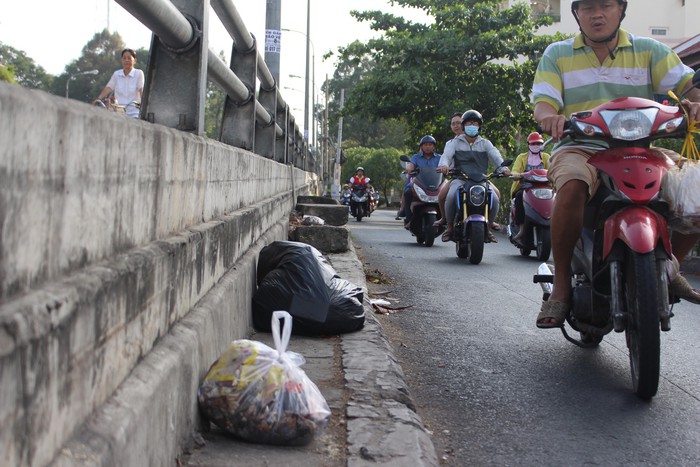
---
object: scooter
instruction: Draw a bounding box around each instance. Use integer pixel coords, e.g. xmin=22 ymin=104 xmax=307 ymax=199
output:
xmin=508 ymin=167 xmax=554 ymax=261
xmin=450 ymin=160 xmax=511 ymax=264
xmin=399 ymin=155 xmax=447 ymax=247
xmin=349 ymin=184 xmax=371 ymax=222
xmin=534 ymin=70 xmax=700 ymax=399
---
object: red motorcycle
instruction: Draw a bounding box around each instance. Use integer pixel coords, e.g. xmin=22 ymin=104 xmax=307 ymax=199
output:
xmin=508 ymin=167 xmax=554 ymax=261
xmin=535 ymin=71 xmax=700 ymax=400
xmin=399 ymin=155 xmax=447 ymax=246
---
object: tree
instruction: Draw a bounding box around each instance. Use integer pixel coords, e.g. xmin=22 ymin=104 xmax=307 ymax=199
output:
xmin=329 ymin=0 xmax=567 ymax=153
xmin=0 ymin=42 xmax=53 ymax=90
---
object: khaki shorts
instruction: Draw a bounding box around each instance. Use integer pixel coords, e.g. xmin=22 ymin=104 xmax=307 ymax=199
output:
xmin=547 ymin=147 xmax=599 ymax=197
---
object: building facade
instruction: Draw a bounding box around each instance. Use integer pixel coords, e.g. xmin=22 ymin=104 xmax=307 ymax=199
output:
xmin=513 ymin=0 xmax=699 ymax=48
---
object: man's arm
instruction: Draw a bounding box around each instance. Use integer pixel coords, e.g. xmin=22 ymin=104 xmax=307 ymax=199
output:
xmin=534 ymin=101 xmax=567 ymax=142
xmin=680 ymin=81 xmax=700 ymax=124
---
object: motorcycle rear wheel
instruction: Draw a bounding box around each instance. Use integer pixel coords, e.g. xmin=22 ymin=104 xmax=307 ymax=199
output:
xmin=624 ymin=252 xmax=660 ymax=400
xmin=468 ymin=222 xmax=485 ymax=265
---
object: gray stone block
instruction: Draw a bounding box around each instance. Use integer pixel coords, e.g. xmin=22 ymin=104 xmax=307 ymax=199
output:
xmin=296 ymin=203 xmax=349 ymax=226
xmin=290 ymin=225 xmax=350 ymax=253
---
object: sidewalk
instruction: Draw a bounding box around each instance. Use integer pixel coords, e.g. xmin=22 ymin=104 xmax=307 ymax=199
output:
xmin=180 ymin=244 xmax=438 ymax=466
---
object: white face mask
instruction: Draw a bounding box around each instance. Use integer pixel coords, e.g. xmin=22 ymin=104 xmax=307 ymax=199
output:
xmin=529 ymin=144 xmax=543 ymax=154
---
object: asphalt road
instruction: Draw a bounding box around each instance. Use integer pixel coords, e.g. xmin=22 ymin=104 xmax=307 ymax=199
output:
xmin=349 ymin=208 xmax=700 ymax=467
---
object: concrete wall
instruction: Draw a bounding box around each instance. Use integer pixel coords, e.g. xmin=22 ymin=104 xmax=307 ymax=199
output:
xmin=0 ymin=83 xmax=317 ymax=467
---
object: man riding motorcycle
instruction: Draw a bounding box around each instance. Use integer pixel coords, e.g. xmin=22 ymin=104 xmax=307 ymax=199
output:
xmin=402 ymin=135 xmax=441 ymax=228
xmin=437 ymin=110 xmax=510 ymax=243
xmin=532 ymin=0 xmax=700 ymax=328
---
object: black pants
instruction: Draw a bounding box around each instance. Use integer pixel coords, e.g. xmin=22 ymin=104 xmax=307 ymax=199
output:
xmin=514 ymin=189 xmax=525 ymax=225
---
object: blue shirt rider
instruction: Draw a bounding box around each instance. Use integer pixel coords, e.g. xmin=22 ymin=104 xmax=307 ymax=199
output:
xmin=403 ymin=135 xmax=441 ymax=226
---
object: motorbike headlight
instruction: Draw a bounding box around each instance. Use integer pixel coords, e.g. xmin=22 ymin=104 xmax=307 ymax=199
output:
xmin=413 ymin=185 xmax=438 ymax=203
xmin=469 ymin=185 xmax=486 ymax=206
xmin=601 ymin=108 xmax=658 ymax=141
xmin=531 ymin=188 xmax=554 ymax=200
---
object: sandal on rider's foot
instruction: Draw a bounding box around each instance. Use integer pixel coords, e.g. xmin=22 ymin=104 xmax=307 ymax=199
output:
xmin=487 ymin=231 xmax=498 ymax=243
xmin=669 ymin=274 xmax=700 ymax=305
xmin=490 ymin=222 xmax=501 ymax=231
xmin=441 ymin=230 xmax=453 ymax=242
xmin=433 ymin=218 xmax=446 ymax=228
xmin=536 ymin=300 xmax=569 ymax=329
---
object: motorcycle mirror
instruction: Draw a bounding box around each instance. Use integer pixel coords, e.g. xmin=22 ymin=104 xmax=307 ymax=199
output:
xmin=400 ymin=155 xmax=411 ymax=163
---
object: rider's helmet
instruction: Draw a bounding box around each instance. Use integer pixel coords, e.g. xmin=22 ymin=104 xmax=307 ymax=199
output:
xmin=527 ymin=132 xmax=544 ymax=144
xmin=461 ymin=109 xmax=483 ymax=127
xmin=419 ymin=135 xmax=437 ymax=146
xmin=355 ymin=166 xmax=365 ymax=174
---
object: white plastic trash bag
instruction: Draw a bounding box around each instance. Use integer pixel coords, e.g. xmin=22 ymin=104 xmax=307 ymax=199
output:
xmin=663 ymin=161 xmax=700 ymax=234
xmin=197 ymin=311 xmax=331 ymax=445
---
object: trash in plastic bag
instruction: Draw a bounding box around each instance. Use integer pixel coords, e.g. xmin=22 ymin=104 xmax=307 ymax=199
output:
xmin=197 ymin=311 xmax=331 ymax=445
xmin=301 ymin=215 xmax=325 ymax=226
xmin=662 ymin=161 xmax=700 ymax=234
xmin=253 ymin=241 xmax=365 ymax=336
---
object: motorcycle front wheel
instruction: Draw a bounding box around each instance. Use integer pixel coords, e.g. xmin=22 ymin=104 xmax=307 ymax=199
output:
xmin=535 ymin=226 xmax=551 ymax=261
xmin=468 ymin=222 xmax=485 ymax=265
xmin=423 ymin=213 xmax=437 ymax=247
xmin=623 ymin=252 xmax=660 ymax=400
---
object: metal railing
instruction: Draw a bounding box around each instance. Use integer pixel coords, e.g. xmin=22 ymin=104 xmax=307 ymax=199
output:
xmin=115 ymin=0 xmax=311 ymax=170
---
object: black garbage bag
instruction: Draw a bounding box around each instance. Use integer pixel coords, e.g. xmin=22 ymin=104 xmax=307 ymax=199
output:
xmin=253 ymin=241 xmax=365 ymax=335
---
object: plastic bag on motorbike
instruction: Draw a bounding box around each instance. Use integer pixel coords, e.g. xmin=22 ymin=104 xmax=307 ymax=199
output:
xmin=253 ymin=241 xmax=365 ymax=336
xmin=197 ymin=311 xmax=331 ymax=445
xmin=663 ymin=161 xmax=700 ymax=234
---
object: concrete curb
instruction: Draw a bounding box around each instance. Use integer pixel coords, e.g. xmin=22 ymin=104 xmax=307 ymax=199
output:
xmin=329 ymin=246 xmax=438 ymax=466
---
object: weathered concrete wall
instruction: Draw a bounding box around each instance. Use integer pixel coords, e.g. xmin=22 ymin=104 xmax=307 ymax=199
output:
xmin=0 ymin=83 xmax=317 ymax=466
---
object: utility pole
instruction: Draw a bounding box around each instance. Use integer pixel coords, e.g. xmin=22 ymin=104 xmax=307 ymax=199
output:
xmin=303 ymin=0 xmax=311 ymax=143
xmin=264 ymin=0 xmax=282 ymax=85
xmin=332 ymin=89 xmax=344 ymax=199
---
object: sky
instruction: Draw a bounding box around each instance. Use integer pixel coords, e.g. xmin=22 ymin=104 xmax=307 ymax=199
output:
xmin=0 ymin=0 xmax=430 ymax=123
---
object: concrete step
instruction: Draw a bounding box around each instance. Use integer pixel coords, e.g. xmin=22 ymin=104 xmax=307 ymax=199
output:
xmin=289 ymin=225 xmax=350 ymax=253
xmin=297 ymin=195 xmax=339 ymax=205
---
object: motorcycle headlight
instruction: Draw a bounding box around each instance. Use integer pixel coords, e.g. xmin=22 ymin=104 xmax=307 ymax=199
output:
xmin=413 ymin=185 xmax=438 ymax=203
xmin=600 ymin=108 xmax=658 ymax=141
xmin=469 ymin=185 xmax=486 ymax=206
xmin=531 ymin=188 xmax=554 ymax=200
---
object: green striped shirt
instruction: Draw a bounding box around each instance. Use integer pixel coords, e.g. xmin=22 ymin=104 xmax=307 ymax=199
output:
xmin=533 ymin=29 xmax=694 ymax=150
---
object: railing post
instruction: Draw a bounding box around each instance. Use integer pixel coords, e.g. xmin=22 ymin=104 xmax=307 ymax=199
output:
xmin=275 ymin=106 xmax=288 ymax=164
xmin=218 ymin=34 xmax=258 ymax=150
xmin=141 ymin=0 xmax=209 ymax=135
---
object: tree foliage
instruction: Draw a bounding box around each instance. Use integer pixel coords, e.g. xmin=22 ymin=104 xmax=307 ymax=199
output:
xmin=329 ymin=0 xmax=568 ymax=154
xmin=0 ymin=42 xmax=53 ymax=90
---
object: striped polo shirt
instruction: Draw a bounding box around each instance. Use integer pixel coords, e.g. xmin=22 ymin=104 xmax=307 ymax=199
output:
xmin=533 ymin=29 xmax=694 ymax=150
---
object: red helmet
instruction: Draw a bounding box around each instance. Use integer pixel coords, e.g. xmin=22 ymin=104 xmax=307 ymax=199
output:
xmin=527 ymin=132 xmax=544 ymax=144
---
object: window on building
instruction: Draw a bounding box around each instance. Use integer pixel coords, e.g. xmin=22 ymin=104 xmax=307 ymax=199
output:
xmin=651 ymin=28 xmax=668 ymax=36
xmin=531 ymin=0 xmax=561 ymax=23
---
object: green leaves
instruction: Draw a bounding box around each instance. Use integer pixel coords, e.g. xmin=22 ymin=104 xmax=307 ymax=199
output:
xmin=328 ymin=0 xmax=563 ymax=153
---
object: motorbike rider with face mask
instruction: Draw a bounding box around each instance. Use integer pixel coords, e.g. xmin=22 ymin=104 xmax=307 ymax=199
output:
xmin=510 ymin=132 xmax=551 ymax=243
xmin=533 ymin=0 xmax=700 ymax=328
xmin=437 ymin=110 xmax=510 ymax=242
